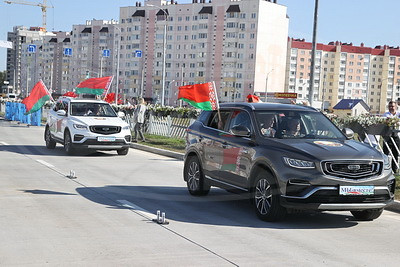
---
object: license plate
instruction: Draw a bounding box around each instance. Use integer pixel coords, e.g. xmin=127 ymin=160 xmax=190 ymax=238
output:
xmin=97 ymin=136 xmax=116 ymax=142
xmin=339 ymin=186 xmax=374 ymax=196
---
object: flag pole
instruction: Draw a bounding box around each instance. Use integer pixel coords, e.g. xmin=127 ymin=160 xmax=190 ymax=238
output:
xmin=103 ymin=76 xmax=114 ymax=101
xmin=211 ymin=81 xmax=222 ymax=124
xmin=40 ymin=79 xmax=55 ymax=102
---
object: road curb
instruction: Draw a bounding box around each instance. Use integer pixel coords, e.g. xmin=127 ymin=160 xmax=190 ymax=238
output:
xmin=130 ymin=143 xmax=184 ymax=160
xmin=385 ymin=200 xmax=400 ymax=213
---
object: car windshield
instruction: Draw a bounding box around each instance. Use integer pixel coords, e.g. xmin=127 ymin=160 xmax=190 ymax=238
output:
xmin=255 ymin=110 xmax=345 ymax=140
xmin=70 ymin=102 xmax=117 ymax=117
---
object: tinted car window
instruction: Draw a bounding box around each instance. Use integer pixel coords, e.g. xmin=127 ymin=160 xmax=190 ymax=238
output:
xmin=228 ymin=110 xmax=252 ymax=133
xmin=70 ymin=103 xmax=117 ymax=117
xmin=208 ymin=110 xmax=230 ymax=131
xmin=255 ymin=111 xmax=345 ymax=139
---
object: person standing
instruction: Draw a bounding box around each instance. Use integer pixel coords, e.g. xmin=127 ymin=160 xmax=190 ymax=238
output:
xmin=133 ymin=98 xmax=147 ymax=142
xmin=383 ymin=100 xmax=400 ymax=172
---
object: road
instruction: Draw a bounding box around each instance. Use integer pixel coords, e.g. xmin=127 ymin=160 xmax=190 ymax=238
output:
xmin=1 ymin=119 xmax=399 ymax=266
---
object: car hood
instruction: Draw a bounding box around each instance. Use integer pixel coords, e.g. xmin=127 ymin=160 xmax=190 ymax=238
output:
xmin=269 ymin=139 xmax=383 ymax=161
xmin=69 ymin=116 xmax=129 ymax=127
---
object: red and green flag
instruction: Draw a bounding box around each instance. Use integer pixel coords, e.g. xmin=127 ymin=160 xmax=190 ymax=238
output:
xmin=221 ymin=147 xmax=242 ymax=172
xmin=178 ymin=82 xmax=219 ymax=110
xmin=74 ymin=76 xmax=113 ymax=95
xmin=22 ymin=80 xmax=51 ymax=115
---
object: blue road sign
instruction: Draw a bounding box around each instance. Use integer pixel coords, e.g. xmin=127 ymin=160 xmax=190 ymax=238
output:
xmin=28 ymin=44 xmax=36 ymax=53
xmin=103 ymin=49 xmax=110 ymax=57
xmin=135 ymin=50 xmax=142 ymax=58
xmin=64 ymin=48 xmax=73 ymax=56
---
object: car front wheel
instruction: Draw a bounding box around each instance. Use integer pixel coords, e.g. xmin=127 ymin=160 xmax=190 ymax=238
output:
xmin=64 ymin=131 xmax=75 ymax=155
xmin=117 ymin=148 xmax=129 ymax=155
xmin=350 ymin=209 xmax=383 ymax=221
xmin=45 ymin=126 xmax=56 ymax=149
xmin=184 ymin=156 xmax=210 ymax=196
xmin=253 ymin=171 xmax=286 ymax=222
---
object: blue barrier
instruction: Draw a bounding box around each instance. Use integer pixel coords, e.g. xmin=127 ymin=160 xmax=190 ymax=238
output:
xmin=4 ymin=102 xmax=42 ymax=126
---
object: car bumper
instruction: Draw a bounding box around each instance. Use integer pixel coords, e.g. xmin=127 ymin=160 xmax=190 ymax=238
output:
xmin=280 ymin=184 xmax=395 ymax=211
xmin=72 ymin=138 xmax=131 ymax=150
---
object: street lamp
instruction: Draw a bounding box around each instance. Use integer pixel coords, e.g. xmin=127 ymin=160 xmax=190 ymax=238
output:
xmin=264 ymin=69 xmax=274 ymax=102
xmin=168 ymin=79 xmax=175 ymax=106
xmin=85 ymin=70 xmax=100 ymax=78
xmin=308 ymin=0 xmax=319 ymax=107
xmin=114 ymin=26 xmax=121 ymax=105
xmin=147 ymin=4 xmax=168 ymax=106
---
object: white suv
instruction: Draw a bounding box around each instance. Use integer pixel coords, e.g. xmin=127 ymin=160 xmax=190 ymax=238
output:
xmin=44 ymin=97 xmax=131 ymax=155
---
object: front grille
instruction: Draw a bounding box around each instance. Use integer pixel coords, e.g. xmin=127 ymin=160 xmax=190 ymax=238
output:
xmin=322 ymin=160 xmax=382 ymax=179
xmin=89 ymin=125 xmax=121 ymax=135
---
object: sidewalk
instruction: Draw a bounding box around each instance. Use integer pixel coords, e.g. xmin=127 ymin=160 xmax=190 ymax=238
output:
xmin=130 ymin=143 xmax=400 ymax=214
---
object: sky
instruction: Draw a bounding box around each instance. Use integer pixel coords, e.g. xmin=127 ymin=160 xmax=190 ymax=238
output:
xmin=1 ymin=0 xmax=400 ymax=71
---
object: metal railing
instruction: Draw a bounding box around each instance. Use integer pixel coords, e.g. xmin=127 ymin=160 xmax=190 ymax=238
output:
xmin=125 ymin=114 xmax=194 ymax=139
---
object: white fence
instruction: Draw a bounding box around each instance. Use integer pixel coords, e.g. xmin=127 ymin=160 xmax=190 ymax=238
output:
xmin=125 ymin=114 xmax=195 ymax=139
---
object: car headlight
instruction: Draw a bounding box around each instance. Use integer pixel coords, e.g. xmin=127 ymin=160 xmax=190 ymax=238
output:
xmin=283 ymin=157 xmax=315 ymax=169
xmin=383 ymin=154 xmax=391 ymax=170
xmin=122 ymin=125 xmax=130 ymax=130
xmin=73 ymin=124 xmax=88 ymax=130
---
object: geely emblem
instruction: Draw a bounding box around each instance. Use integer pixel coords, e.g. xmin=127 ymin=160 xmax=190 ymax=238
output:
xmin=348 ymin=165 xmax=361 ymax=171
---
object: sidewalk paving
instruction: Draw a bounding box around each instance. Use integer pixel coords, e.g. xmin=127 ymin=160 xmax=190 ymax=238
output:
xmin=130 ymin=143 xmax=400 ymax=214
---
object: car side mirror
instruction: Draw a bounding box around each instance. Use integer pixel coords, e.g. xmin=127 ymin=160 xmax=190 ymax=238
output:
xmin=56 ymin=110 xmax=66 ymax=116
xmin=230 ymin=125 xmax=251 ymax=137
xmin=118 ymin=111 xmax=125 ymax=118
xmin=342 ymin=128 xmax=354 ymax=139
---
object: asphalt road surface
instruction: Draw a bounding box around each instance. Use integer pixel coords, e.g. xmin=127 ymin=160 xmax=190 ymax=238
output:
xmin=1 ymin=119 xmax=400 ymax=266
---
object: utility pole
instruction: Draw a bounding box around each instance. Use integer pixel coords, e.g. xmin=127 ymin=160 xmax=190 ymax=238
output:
xmin=308 ymin=0 xmax=319 ymax=107
xmin=115 ymin=27 xmax=121 ymax=105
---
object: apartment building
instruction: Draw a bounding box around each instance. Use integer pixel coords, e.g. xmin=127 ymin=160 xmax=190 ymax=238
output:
xmin=119 ymin=0 xmax=288 ymax=104
xmin=69 ymin=19 xmax=119 ymax=93
xmin=20 ymin=31 xmax=72 ymax=95
xmin=285 ymin=38 xmax=400 ymax=114
xmin=6 ymin=26 xmax=54 ymax=96
xmin=6 ymin=0 xmax=289 ymax=104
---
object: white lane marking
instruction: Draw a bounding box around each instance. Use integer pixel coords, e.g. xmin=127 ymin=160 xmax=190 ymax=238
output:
xmin=36 ymin=159 xmax=55 ymax=169
xmin=0 ymin=141 xmax=9 ymax=145
xmin=117 ymin=200 xmax=155 ymax=219
xmin=35 ymin=159 xmax=66 ymax=177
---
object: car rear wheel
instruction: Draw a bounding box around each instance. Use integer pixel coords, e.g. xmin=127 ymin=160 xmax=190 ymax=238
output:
xmin=350 ymin=208 xmax=383 ymax=221
xmin=45 ymin=126 xmax=56 ymax=149
xmin=64 ymin=131 xmax=75 ymax=155
xmin=253 ymin=171 xmax=286 ymax=222
xmin=117 ymin=148 xmax=129 ymax=155
xmin=185 ymin=156 xmax=210 ymax=196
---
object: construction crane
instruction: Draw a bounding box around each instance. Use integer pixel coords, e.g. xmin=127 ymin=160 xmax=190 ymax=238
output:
xmin=4 ymin=0 xmax=54 ymax=31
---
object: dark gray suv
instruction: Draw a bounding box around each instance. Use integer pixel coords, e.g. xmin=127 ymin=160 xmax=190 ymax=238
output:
xmin=183 ymin=103 xmax=395 ymax=221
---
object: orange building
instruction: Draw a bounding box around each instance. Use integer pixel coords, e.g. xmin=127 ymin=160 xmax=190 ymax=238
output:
xmin=285 ymin=38 xmax=400 ymax=114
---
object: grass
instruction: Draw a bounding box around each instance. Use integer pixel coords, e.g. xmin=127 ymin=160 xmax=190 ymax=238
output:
xmin=135 ymin=133 xmax=186 ymax=153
